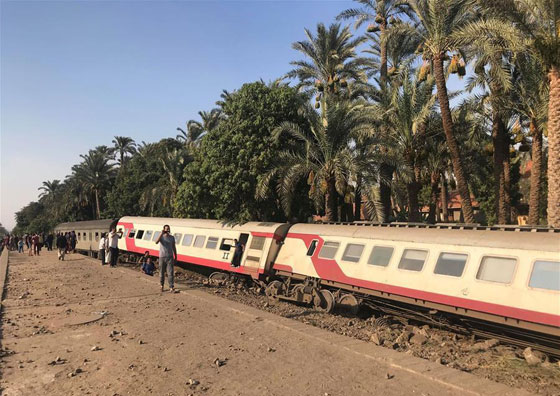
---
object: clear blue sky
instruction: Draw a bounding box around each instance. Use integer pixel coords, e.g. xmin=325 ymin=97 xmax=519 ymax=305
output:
xmin=1 ymin=0 xmax=466 ymax=231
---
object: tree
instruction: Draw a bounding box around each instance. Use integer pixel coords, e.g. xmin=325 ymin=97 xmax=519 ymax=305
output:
xmin=110 ymin=136 xmax=137 ymax=169
xmin=510 ymin=56 xmax=549 ymax=225
xmin=483 ymin=0 xmax=560 ymax=225
xmin=258 ymin=99 xmax=375 ymax=221
xmin=106 ymin=138 xmax=184 ymax=218
xmin=395 ymin=0 xmax=478 ymax=223
xmin=383 ymin=71 xmax=436 ymax=221
xmin=175 ymin=82 xmax=311 ymax=223
xmin=177 ymin=108 xmax=224 ymax=147
xmin=72 ymin=147 xmax=116 ymax=219
xmin=286 ymin=22 xmax=367 ymax=106
xmin=338 ymin=1 xmax=415 ymax=218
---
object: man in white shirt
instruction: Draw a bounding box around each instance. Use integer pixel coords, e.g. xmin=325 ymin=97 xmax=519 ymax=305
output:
xmin=98 ymin=233 xmax=106 ymax=265
xmin=108 ymin=227 xmax=123 ymax=267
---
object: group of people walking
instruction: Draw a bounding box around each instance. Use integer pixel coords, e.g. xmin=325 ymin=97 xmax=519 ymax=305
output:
xmin=1 ymin=232 xmax=78 ymax=259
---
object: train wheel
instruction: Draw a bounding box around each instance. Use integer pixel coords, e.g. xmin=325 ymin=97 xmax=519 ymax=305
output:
xmin=209 ymin=272 xmax=229 ymax=286
xmin=265 ymin=280 xmax=284 ymax=305
xmin=338 ymin=294 xmax=360 ymax=316
xmin=313 ymin=289 xmax=335 ymax=313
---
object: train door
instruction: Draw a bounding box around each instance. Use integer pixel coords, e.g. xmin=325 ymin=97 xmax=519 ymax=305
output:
xmin=241 ymin=234 xmax=266 ymax=275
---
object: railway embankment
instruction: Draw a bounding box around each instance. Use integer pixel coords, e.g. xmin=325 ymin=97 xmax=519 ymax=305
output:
xmin=0 ymin=250 xmax=551 ymax=395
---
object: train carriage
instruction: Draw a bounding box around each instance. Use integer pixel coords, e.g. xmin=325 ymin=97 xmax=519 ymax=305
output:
xmin=55 ymin=219 xmax=114 ymax=253
xmin=272 ymin=224 xmax=560 ymax=340
xmin=116 ymin=216 xmax=290 ymax=279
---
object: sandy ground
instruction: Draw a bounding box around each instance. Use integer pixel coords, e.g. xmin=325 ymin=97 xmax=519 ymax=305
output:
xmin=0 ymin=250 xmax=534 ymax=396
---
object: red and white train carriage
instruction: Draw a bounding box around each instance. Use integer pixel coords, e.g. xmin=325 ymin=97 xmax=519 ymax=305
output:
xmin=116 ymin=216 xmax=290 ymax=280
xmin=56 ymin=216 xmax=560 ymax=355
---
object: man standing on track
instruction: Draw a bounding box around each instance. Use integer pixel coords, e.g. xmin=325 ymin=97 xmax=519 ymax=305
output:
xmin=108 ymin=226 xmax=123 ymax=267
xmin=155 ymin=224 xmax=177 ymax=292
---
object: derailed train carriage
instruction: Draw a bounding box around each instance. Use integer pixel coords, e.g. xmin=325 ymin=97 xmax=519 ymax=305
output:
xmin=56 ymin=216 xmax=560 ymax=356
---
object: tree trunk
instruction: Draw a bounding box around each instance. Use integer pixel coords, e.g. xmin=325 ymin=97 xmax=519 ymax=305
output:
xmin=380 ymin=20 xmax=388 ymax=86
xmin=547 ymin=67 xmax=560 ymax=227
xmin=492 ymin=113 xmax=511 ymax=224
xmin=377 ymin=20 xmax=392 ymax=223
xmin=528 ymin=118 xmax=543 ymax=225
xmin=406 ymin=157 xmax=421 ymax=222
xmin=354 ymin=179 xmax=362 ymax=221
xmin=325 ymin=177 xmax=338 ymax=222
xmin=427 ymin=171 xmax=440 ymax=224
xmin=441 ymin=173 xmax=449 ymax=222
xmin=406 ymin=182 xmax=421 ymax=222
xmin=433 ymin=54 xmax=475 ymax=223
xmin=95 ymin=189 xmax=101 ymax=220
xmin=379 ymin=164 xmax=393 ymax=222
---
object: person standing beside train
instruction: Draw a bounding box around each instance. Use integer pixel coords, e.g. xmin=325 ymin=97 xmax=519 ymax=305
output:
xmin=98 ymin=233 xmax=106 ymax=265
xmin=155 ymin=224 xmax=177 ymax=292
xmin=108 ymin=227 xmax=123 ymax=267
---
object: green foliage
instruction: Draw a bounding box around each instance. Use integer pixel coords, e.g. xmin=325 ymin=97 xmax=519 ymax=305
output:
xmin=106 ymin=138 xmax=185 ymax=218
xmin=174 ymin=81 xmax=312 ymax=223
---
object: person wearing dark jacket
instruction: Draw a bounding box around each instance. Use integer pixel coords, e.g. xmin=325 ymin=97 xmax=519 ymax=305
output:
xmin=56 ymin=233 xmax=67 ymax=261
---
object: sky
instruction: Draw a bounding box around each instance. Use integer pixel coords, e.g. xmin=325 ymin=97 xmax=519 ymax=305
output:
xmin=1 ymin=0 xmax=467 ymax=231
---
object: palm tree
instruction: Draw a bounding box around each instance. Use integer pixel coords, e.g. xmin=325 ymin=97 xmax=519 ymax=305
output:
xmin=72 ymin=148 xmax=116 ymax=219
xmin=257 ymin=100 xmax=374 ymax=221
xmin=177 ymin=108 xmax=224 ymax=147
xmin=110 ymin=136 xmax=136 ymax=168
xmin=510 ymin=56 xmax=549 ymax=225
xmin=482 ymin=0 xmax=560 ymax=225
xmin=394 ymin=0 xmax=478 ymax=223
xmin=286 ymin=22 xmax=368 ymax=109
xmin=140 ymin=148 xmax=190 ymax=216
xmin=385 ymin=71 xmax=436 ymax=221
xmin=38 ymin=180 xmax=61 ymax=199
xmin=337 ymin=0 xmax=413 ymax=84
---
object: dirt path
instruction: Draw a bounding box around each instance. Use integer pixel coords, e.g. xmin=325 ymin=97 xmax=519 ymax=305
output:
xmin=0 ymin=251 xmax=531 ymax=396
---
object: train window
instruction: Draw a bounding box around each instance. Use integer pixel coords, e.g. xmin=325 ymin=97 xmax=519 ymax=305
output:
xmin=194 ymin=235 xmax=206 ymax=248
xmin=128 ymin=229 xmax=136 ymax=239
xmin=529 ymin=261 xmax=560 ymax=291
xmin=342 ymin=244 xmax=365 ymax=263
xmin=318 ymin=241 xmax=340 ymax=259
xmin=182 ymin=234 xmax=193 ymax=246
xmin=220 ymin=238 xmax=234 ymax=251
xmin=206 ymin=237 xmax=219 ymax=249
xmin=173 ymin=233 xmax=182 ymax=243
xmin=367 ymin=246 xmax=394 ymax=267
xmin=144 ymin=230 xmax=153 ymax=241
xmin=124 ymin=228 xmax=129 ymax=237
xmin=476 ymin=256 xmax=517 ymax=284
xmin=152 ymin=231 xmax=161 ymax=241
xmin=136 ymin=230 xmax=145 ymax=239
xmin=77 ymin=233 xmax=81 ymax=240
xmin=249 ymin=236 xmax=266 ymax=250
xmin=95 ymin=232 xmax=99 ymax=241
xmin=306 ymin=240 xmax=318 ymax=256
xmin=398 ymin=249 xmax=428 ymax=271
xmin=434 ymin=252 xmax=468 ymax=277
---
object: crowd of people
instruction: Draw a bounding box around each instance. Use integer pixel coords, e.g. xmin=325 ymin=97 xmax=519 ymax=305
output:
xmin=0 ymin=232 xmax=79 ymax=258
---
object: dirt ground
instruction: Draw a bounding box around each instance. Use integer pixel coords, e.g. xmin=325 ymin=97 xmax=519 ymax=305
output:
xmin=0 ymin=250 xmax=555 ymax=395
xmin=175 ymin=270 xmax=560 ymax=395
